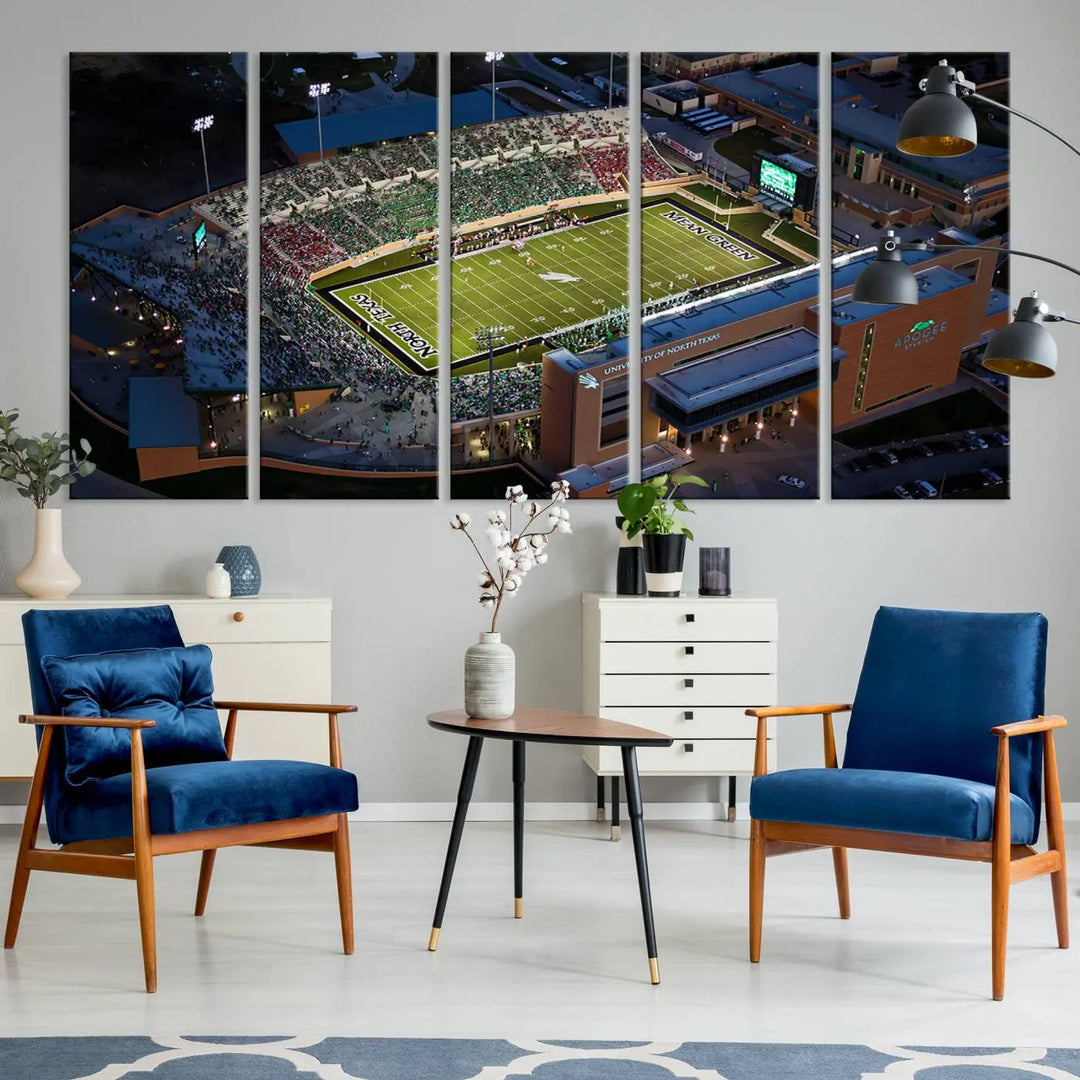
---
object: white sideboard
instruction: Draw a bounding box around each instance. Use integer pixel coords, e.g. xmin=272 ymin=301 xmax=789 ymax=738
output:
xmin=0 ymin=595 xmax=333 ymax=780
xmin=582 ymin=593 xmax=778 ymax=825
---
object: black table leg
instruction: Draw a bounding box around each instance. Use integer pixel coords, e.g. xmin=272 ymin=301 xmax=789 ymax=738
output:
xmin=621 ymin=745 xmax=660 ymax=984
xmin=513 ymin=739 xmax=525 ymax=919
xmin=610 ymin=775 xmax=621 ymax=841
xmin=429 ymin=735 xmax=484 ymax=950
xmin=596 ymin=774 xmax=606 ymax=822
xmin=727 ymin=775 xmax=738 ymax=823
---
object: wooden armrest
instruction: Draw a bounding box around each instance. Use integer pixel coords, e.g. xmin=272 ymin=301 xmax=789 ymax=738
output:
xmin=991 ymin=715 xmax=1067 ymax=738
xmin=214 ymin=701 xmax=357 ymax=715
xmin=19 ymin=713 xmax=156 ymax=729
xmin=745 ymin=703 xmax=852 ymax=718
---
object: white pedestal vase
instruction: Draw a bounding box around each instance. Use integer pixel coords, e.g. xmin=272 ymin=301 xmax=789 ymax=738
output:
xmin=15 ymin=508 xmax=82 ymax=600
xmin=464 ymin=631 xmax=515 ymax=719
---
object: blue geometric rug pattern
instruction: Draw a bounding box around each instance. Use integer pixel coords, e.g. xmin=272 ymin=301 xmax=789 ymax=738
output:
xmin=2 ymin=1037 xmax=1079 ymax=1080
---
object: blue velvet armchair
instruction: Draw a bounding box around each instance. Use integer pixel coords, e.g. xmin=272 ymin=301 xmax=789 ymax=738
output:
xmin=4 ymin=605 xmax=360 ymax=992
xmin=747 ymin=606 xmax=1068 ymax=1000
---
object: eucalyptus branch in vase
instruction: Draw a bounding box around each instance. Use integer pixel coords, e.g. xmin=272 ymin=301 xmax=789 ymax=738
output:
xmin=450 ymin=480 xmax=572 ymax=634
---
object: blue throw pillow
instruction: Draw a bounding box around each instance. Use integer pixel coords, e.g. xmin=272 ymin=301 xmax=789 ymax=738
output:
xmin=41 ymin=644 xmax=228 ymax=786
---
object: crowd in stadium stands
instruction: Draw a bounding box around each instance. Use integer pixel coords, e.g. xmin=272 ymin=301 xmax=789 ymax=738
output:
xmin=262 ymin=221 xmax=345 ymax=277
xmin=450 ymin=366 xmax=541 ymax=424
xmin=71 ymin=231 xmax=248 ymax=389
xmin=195 ymin=184 xmax=249 ymax=233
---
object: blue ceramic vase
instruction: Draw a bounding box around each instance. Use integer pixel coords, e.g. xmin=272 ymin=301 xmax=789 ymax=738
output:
xmin=216 ymin=545 xmax=261 ymax=597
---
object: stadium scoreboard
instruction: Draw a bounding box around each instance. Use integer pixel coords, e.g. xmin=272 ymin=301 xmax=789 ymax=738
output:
xmin=193 ymin=221 xmax=207 ymax=254
xmin=751 ymin=151 xmax=817 ymax=212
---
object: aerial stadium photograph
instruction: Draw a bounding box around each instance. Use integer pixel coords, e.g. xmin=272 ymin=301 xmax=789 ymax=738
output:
xmin=447 ymin=51 xmax=631 ymax=498
xmin=258 ymin=52 xmax=438 ymax=499
xmin=68 ymin=52 xmax=248 ymax=498
xmin=830 ymin=52 xmax=1011 ymax=500
xmin=631 ymin=51 xmax=822 ymax=501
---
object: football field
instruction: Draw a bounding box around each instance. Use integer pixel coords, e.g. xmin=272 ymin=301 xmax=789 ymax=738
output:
xmin=313 ymin=198 xmax=783 ymax=375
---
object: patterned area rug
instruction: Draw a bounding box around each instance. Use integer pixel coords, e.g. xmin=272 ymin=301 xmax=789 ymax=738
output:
xmin=3 ymin=1038 xmax=1080 ymax=1079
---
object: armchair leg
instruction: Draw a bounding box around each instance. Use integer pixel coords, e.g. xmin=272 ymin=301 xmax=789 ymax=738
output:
xmin=749 ymin=819 xmax=765 ymax=962
xmin=991 ymin=846 xmax=1009 ymax=1001
xmin=333 ymin=813 xmax=354 ymax=955
xmin=1044 ymin=731 xmax=1070 ymax=950
xmin=131 ymin=731 xmax=157 ymax=993
xmin=194 ymin=850 xmax=216 ymax=917
xmin=5 ymin=727 xmax=52 ymax=950
xmin=832 ymin=848 xmax=851 ymax=919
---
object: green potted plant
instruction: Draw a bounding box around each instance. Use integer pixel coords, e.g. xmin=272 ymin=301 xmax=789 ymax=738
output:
xmin=617 ymin=471 xmax=707 ymax=596
xmin=0 ymin=409 xmax=96 ymax=599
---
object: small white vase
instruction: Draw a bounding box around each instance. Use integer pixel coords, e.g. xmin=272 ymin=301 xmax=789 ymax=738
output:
xmin=205 ymin=562 xmax=232 ymax=599
xmin=15 ymin=508 xmax=82 ymax=600
xmin=464 ymin=631 xmax=515 ymax=719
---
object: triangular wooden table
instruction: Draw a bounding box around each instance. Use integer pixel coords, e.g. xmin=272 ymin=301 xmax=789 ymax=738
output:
xmin=426 ymin=706 xmax=673 ymax=984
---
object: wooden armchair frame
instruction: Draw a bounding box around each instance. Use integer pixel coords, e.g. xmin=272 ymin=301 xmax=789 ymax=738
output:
xmin=747 ymin=703 xmax=1069 ymax=1000
xmin=4 ymin=700 xmax=357 ymax=993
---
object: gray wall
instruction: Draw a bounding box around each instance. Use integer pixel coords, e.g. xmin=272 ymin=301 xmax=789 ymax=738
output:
xmin=2 ymin=0 xmax=1078 ymax=807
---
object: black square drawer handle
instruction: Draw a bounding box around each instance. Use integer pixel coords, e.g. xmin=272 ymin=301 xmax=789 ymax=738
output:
xmin=684 ymin=678 xmax=694 ymax=688
xmin=684 ymin=645 xmax=695 ymax=656
xmin=685 ymin=613 xmax=695 ymax=623
xmin=684 ymin=710 xmax=694 ymax=721
xmin=684 ymin=743 xmax=694 ymax=752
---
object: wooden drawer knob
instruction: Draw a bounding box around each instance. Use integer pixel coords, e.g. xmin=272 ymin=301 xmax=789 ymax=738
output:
xmin=233 ymin=611 xmax=245 ymax=623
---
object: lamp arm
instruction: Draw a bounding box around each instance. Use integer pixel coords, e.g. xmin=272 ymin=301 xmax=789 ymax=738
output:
xmin=964 ymin=90 xmax=1080 ymax=162
xmin=905 ymin=241 xmax=1080 ymax=280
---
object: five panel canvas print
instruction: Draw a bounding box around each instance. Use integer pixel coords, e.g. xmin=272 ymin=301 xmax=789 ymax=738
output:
xmin=66 ymin=51 xmax=1013 ymax=501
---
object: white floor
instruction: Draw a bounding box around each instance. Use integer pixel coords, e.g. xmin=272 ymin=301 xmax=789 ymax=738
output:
xmin=0 ymin=820 xmax=1077 ymax=1045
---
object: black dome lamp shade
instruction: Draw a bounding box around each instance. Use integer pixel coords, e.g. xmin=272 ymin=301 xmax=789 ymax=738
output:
xmin=982 ymin=294 xmax=1059 ymax=378
xmin=897 ymin=61 xmax=978 ymax=157
xmin=852 ymin=231 xmax=919 ymax=305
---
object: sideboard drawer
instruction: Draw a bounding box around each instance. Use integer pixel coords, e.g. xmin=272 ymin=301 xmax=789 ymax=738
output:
xmin=601 ymin=641 xmax=775 ymax=675
xmin=171 ymin=599 xmax=330 ymax=645
xmin=588 ymin=738 xmax=774 ymax=776
xmin=598 ymin=600 xmax=777 ymax=643
xmin=598 ymin=705 xmax=765 ymax=741
xmin=600 ymin=673 xmax=776 ymax=708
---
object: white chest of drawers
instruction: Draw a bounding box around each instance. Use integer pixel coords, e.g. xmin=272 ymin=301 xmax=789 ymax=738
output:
xmin=0 ymin=594 xmax=333 ymax=780
xmin=582 ymin=593 xmax=778 ymax=820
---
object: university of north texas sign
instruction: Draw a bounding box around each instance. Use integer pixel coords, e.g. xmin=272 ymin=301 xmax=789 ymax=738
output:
xmin=895 ymin=318 xmax=948 ymax=351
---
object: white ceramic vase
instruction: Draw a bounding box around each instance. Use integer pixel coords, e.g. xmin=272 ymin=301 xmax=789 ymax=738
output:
xmin=205 ymin=562 xmax=232 ymax=599
xmin=464 ymin=631 xmax=515 ymax=719
xmin=15 ymin=508 xmax=82 ymax=600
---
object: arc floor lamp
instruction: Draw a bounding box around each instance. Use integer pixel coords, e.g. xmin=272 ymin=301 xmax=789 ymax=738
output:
xmin=851 ymin=59 xmax=1080 ymax=378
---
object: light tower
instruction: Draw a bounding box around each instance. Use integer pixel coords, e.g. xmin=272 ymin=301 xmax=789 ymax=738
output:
xmin=484 ymin=52 xmax=504 ymax=123
xmin=474 ymin=324 xmax=508 ymax=460
xmin=191 ymin=115 xmax=214 ymax=197
xmin=309 ymin=82 xmax=331 ymax=163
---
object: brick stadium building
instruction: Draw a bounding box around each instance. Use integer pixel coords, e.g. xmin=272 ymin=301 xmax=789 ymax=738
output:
xmin=538 ymin=238 xmax=1009 ymax=496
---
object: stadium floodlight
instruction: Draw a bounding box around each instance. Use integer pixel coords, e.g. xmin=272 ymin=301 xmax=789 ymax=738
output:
xmin=192 ymin=114 xmax=215 ymax=197
xmin=851 ymin=229 xmax=1080 ymax=377
xmin=474 ymin=324 xmax=508 ymax=460
xmin=484 ymin=52 xmax=505 ymax=123
xmin=898 ymin=60 xmax=1080 ymax=161
xmin=309 ymin=82 xmax=332 ymax=163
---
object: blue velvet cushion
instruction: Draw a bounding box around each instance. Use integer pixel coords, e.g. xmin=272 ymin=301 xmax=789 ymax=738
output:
xmin=23 ymin=605 xmax=186 ymax=845
xmin=843 ymin=606 xmax=1047 ymax=834
xmin=40 ymin=645 xmax=228 ymax=786
xmin=750 ymin=767 xmax=1037 ymax=844
xmin=54 ymin=759 xmax=359 ymax=844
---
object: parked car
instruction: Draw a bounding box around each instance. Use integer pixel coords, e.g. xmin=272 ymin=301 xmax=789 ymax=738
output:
xmin=912 ymin=479 xmax=939 ymax=498
xmin=992 ymin=431 xmax=1011 ymax=446
xmin=963 ymin=430 xmax=989 ymax=450
xmin=979 ymin=467 xmax=1004 ymax=486
xmin=916 ymin=443 xmax=935 ymax=457
xmin=872 ymin=450 xmax=899 ymax=466
xmin=847 ymin=459 xmax=865 ymax=473
xmin=777 ymin=473 xmax=807 ymax=490
xmin=893 ymin=484 xmax=914 ymax=500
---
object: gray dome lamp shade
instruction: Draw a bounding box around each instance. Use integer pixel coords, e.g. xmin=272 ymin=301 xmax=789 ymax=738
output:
xmin=982 ymin=294 xmax=1059 ymax=378
xmin=897 ymin=61 xmax=978 ymax=157
xmin=852 ymin=231 xmax=919 ymax=305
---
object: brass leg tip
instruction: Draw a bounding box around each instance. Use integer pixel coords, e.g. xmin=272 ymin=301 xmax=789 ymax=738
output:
xmin=596 ymin=808 xmax=606 ymax=822
xmin=514 ymin=898 xmax=523 ymax=919
xmin=610 ymin=826 xmax=621 ymax=842
xmin=427 ymin=927 xmax=440 ymax=951
xmin=648 ymin=957 xmax=660 ymax=985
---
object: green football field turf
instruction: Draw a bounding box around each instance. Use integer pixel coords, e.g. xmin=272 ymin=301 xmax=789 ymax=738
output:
xmin=316 ymin=197 xmax=782 ymax=374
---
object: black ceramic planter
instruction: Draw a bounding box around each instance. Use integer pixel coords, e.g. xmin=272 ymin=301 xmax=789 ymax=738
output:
xmin=642 ymin=533 xmax=687 ymax=597
xmin=614 ymin=515 xmax=646 ymax=596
